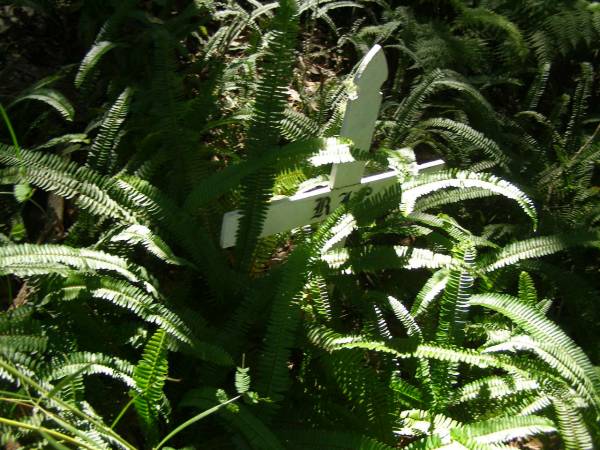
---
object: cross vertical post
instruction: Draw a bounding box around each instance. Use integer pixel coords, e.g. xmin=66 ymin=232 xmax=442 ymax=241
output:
xmin=329 ymin=45 xmax=388 ymax=189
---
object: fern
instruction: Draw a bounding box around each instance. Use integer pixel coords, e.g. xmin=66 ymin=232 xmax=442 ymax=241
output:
xmin=416 ymin=118 xmax=508 ymax=165
xmin=517 ymin=271 xmax=537 ymax=307
xmin=0 ymin=244 xmax=153 ymax=291
xmin=44 ymin=352 xmax=135 ymax=389
xmin=9 ymin=87 xmax=75 ymax=122
xmin=411 ymin=269 xmax=449 ymax=318
xmin=452 ymin=415 xmax=555 ymax=445
xmin=281 ymin=429 xmax=394 ymax=449
xmin=470 ymin=293 xmax=600 ymax=407
xmin=234 ymin=0 xmax=299 ymax=271
xmin=0 ymin=144 xmax=137 ymax=222
xmin=482 ymin=233 xmax=600 ymax=272
xmin=401 ymin=170 xmax=537 ymax=229
xmin=564 ymin=62 xmax=593 ymax=154
xmin=133 ymin=328 xmax=169 ymax=438
xmin=48 ymin=275 xmax=193 ymax=345
xmin=75 ymin=41 xmax=119 ymax=89
xmin=526 ymin=62 xmax=551 ymax=110
xmin=87 ymin=88 xmax=132 ymax=176
xmin=552 ymin=396 xmax=594 ymax=450
xmin=109 ymin=224 xmax=188 ymax=267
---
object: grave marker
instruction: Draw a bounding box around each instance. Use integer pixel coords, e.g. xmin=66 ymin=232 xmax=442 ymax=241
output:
xmin=220 ymin=45 xmax=444 ymax=248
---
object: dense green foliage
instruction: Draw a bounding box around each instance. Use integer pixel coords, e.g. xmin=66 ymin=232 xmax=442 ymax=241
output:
xmin=0 ymin=0 xmax=599 ymax=448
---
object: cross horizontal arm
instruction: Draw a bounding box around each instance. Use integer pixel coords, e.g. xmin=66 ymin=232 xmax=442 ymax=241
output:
xmin=219 ymin=159 xmax=445 ymax=248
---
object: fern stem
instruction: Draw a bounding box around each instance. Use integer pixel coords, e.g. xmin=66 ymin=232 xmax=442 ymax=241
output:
xmin=0 ymin=416 xmax=97 ymax=450
xmin=0 ymin=103 xmax=26 ymax=182
xmin=154 ymin=395 xmax=241 ymax=450
xmin=110 ymin=397 xmax=135 ymax=429
xmin=0 ymin=103 xmax=21 ymax=155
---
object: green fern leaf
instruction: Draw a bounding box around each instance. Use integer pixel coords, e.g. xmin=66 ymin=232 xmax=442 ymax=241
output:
xmin=454 ymin=375 xmax=539 ymax=405
xmin=483 ymin=233 xmax=600 ymax=272
xmin=0 ymin=244 xmax=154 ymax=293
xmin=133 ymin=328 xmax=169 ymax=433
xmin=518 ymin=272 xmax=538 ymax=306
xmin=418 ymin=118 xmax=507 ymax=165
xmin=44 ymin=352 xmax=135 ymax=389
xmin=453 ymin=415 xmax=555 ymax=444
xmin=411 ymin=269 xmax=449 ymax=318
xmin=552 ymin=396 xmax=594 ymax=450
xmin=0 ymin=144 xmax=137 ymax=222
xmin=470 ymin=293 xmax=600 ymax=406
xmin=75 ymin=41 xmax=119 ymax=89
xmin=109 ymin=224 xmax=188 ymax=267
xmin=87 ymin=88 xmax=132 ymax=175
xmin=51 ymin=275 xmax=192 ymax=345
xmin=282 ymin=429 xmax=395 ymax=449
xmin=402 ymin=170 xmax=537 ymax=229
xmin=10 ymin=88 xmax=74 ymax=122
xmin=235 ymin=0 xmax=299 ymax=271
xmin=235 ymin=366 xmax=251 ymax=394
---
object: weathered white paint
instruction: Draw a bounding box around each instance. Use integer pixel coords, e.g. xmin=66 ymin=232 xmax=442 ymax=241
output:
xmin=220 ymin=45 xmax=445 ymax=249
xmin=330 ymin=45 xmax=387 ymax=189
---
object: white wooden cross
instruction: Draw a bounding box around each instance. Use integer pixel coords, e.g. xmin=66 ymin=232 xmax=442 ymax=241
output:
xmin=220 ymin=45 xmax=444 ymax=248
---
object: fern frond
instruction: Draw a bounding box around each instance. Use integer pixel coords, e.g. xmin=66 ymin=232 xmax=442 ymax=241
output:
xmin=484 ymin=334 xmax=596 ymax=408
xmin=388 ymin=296 xmax=421 ymax=339
xmin=235 ymin=366 xmax=251 ymax=395
xmin=430 ymin=244 xmax=475 ymax=410
xmin=323 ymin=245 xmax=453 ymax=273
xmin=75 ymin=41 xmax=118 ymax=89
xmin=453 ymin=415 xmax=555 ymax=445
xmin=417 ymin=118 xmax=508 ymax=165
xmin=518 ymin=272 xmax=538 ymax=306
xmin=9 ymin=88 xmax=74 ymax=122
xmin=564 ymin=62 xmax=593 ymax=154
xmin=321 ymin=349 xmax=395 ymax=441
xmin=0 ymin=244 xmax=154 ymax=292
xmin=454 ymin=375 xmax=539 ymax=405
xmin=388 ymin=69 xmax=491 ymax=145
xmin=281 ymin=108 xmax=320 ymax=140
xmin=458 ymin=7 xmax=528 ymax=62
xmin=34 ymin=133 xmax=90 ymax=150
xmin=402 ymin=170 xmax=537 ymax=229
xmin=0 ymin=335 xmax=47 ymax=356
xmin=52 ymin=276 xmax=191 ymax=345
xmin=282 ymin=429 xmax=395 ymax=449
xmin=235 ymin=0 xmax=299 ymax=271
xmin=87 ymin=88 xmax=132 ymax=175
xmin=470 ymin=293 xmax=600 ymax=406
xmin=552 ymin=396 xmax=594 ymax=450
xmin=526 ymin=62 xmax=551 ymax=110
xmin=133 ymin=328 xmax=169 ymax=435
xmin=482 ymin=233 xmax=600 ymax=272
xmin=308 ymin=327 xmax=523 ymax=376
xmin=0 ymin=144 xmax=137 ymax=222
xmin=411 ymin=269 xmax=449 ymax=318
xmin=0 ymin=306 xmax=47 ymax=357
xmin=44 ymin=352 xmax=135 ymax=389
xmin=109 ymin=224 xmax=188 ymax=267
xmin=436 ymin=244 xmax=475 ymax=347
xmin=255 ymin=244 xmax=308 ymax=404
